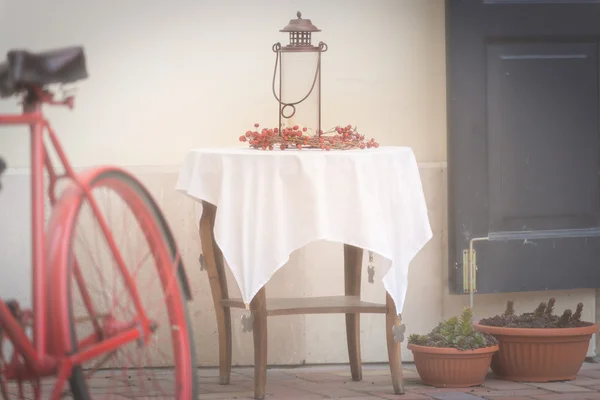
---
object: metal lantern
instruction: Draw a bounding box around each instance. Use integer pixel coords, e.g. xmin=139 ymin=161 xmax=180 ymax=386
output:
xmin=272 ymin=11 xmax=328 ymax=136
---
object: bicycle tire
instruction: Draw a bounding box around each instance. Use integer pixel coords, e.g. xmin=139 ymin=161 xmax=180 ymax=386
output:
xmin=58 ymin=169 xmax=197 ymax=399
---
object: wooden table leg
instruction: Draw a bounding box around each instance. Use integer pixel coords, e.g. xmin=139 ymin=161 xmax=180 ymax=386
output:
xmin=386 ymin=293 xmax=405 ymax=394
xmin=199 ymin=202 xmax=232 ymax=385
xmin=251 ymin=287 xmax=268 ymax=400
xmin=344 ymin=244 xmax=363 ymax=381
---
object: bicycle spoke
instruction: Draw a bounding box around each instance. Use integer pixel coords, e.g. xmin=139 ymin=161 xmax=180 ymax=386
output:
xmin=66 ymin=173 xmax=195 ymax=398
xmin=83 ymin=350 xmax=117 ymax=380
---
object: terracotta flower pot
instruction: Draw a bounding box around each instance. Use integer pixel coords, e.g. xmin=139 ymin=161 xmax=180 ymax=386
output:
xmin=408 ymin=343 xmax=499 ymax=388
xmin=474 ymin=322 xmax=598 ymax=382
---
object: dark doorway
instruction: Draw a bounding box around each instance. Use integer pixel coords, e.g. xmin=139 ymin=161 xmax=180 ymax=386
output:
xmin=446 ymin=0 xmax=600 ymax=294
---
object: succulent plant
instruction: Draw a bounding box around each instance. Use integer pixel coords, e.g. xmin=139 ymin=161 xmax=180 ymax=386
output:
xmin=504 ymin=300 xmax=515 ymax=317
xmin=408 ymin=307 xmax=497 ymax=351
xmin=573 ymin=302 xmax=584 ymax=322
xmin=479 ymin=298 xmax=591 ymax=329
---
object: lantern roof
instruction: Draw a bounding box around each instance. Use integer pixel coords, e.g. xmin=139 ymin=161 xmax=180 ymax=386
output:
xmin=280 ymin=11 xmax=321 ymax=33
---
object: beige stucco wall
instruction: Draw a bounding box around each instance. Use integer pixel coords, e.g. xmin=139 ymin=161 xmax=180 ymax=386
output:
xmin=0 ymin=0 xmax=595 ymax=366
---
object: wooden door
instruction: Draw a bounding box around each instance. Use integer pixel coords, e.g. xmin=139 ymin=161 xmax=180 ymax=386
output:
xmin=447 ymin=0 xmax=600 ymax=294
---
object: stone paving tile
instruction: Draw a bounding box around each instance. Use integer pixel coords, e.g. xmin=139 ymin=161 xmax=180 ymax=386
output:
xmin=525 ymin=382 xmax=593 ymax=393
xmin=530 ymin=394 xmax=600 ymax=400
xmin=337 ymin=397 xmax=392 ymax=400
xmin=334 ymin=369 xmax=393 ymax=378
xmin=411 ymin=386 xmax=491 ymax=395
xmin=354 ymin=384 xmax=397 ymax=393
xmin=128 ymin=397 xmax=175 ymax=400
xmin=481 ymin=389 xmax=553 ymax=398
xmin=403 ymin=370 xmax=422 ymax=379
xmin=484 ymin=397 xmax=535 ymax=400
xmin=92 ymin=362 xmax=600 ymax=399
xmin=355 ymin=375 xmax=394 ymax=386
xmin=233 ymin=370 xmax=297 ymax=382
xmin=579 ymin=370 xmax=600 ymax=379
xmin=199 ymin=391 xmax=256 ymax=399
xmin=502 ymin=396 xmax=536 ymax=400
xmin=569 ymin=378 xmax=600 ymax=387
xmin=369 ymin=392 xmax=433 ymax=399
xmin=429 ymin=393 xmax=488 ymax=400
xmin=263 ymin=385 xmax=330 ymax=399
xmin=281 ymin=365 xmax=349 ymax=374
xmin=201 ymin=382 xmax=254 ymax=393
xmin=295 ymin=383 xmax=374 ymax=398
xmin=483 ymin=379 xmax=533 ymax=390
xmin=295 ymin=372 xmax=357 ymax=383
xmin=580 ymin=363 xmax=600 ymax=371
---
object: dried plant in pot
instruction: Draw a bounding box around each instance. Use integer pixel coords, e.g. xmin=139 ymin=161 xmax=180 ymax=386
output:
xmin=407 ymin=307 xmax=499 ymax=388
xmin=474 ymin=298 xmax=598 ymax=382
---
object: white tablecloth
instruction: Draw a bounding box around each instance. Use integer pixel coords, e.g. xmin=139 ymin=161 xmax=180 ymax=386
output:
xmin=175 ymin=146 xmax=432 ymax=314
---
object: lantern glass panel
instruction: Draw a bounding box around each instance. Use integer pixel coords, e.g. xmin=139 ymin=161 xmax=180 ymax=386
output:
xmin=280 ymin=51 xmax=320 ymax=133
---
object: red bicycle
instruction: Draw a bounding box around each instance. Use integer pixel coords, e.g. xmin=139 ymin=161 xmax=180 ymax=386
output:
xmin=0 ymin=47 xmax=197 ymax=399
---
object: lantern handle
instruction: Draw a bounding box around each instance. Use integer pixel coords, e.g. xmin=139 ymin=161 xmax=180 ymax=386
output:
xmin=271 ymin=42 xmax=324 ymax=109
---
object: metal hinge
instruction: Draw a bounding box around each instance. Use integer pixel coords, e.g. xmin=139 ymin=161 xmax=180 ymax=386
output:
xmin=198 ymin=254 xmax=206 ymax=271
xmin=462 ymin=249 xmax=477 ymax=293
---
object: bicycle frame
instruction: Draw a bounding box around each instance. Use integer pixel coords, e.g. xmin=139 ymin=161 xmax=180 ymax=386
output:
xmin=0 ymin=90 xmax=153 ymax=386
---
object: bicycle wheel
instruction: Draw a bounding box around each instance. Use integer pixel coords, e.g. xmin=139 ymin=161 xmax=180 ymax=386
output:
xmin=47 ymin=168 xmax=197 ymax=399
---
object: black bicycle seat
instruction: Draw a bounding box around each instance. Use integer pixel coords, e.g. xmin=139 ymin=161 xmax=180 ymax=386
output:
xmin=0 ymin=47 xmax=88 ymax=98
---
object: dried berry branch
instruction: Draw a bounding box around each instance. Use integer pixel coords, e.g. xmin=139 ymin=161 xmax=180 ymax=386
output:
xmin=239 ymin=123 xmax=379 ymax=151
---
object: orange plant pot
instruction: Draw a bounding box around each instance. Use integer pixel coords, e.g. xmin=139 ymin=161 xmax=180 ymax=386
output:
xmin=408 ymin=343 xmax=499 ymax=388
xmin=474 ymin=322 xmax=598 ymax=382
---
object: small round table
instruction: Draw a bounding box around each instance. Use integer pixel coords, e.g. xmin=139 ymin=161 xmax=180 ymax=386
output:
xmin=177 ymin=146 xmax=432 ymax=399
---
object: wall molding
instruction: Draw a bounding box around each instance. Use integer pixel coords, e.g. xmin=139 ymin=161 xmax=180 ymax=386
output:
xmin=2 ymin=161 xmax=448 ymax=176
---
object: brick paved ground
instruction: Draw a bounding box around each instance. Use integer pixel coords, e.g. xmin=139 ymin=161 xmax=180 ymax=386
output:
xmin=33 ymin=360 xmax=600 ymax=399
xmin=190 ymin=361 xmax=600 ymax=400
